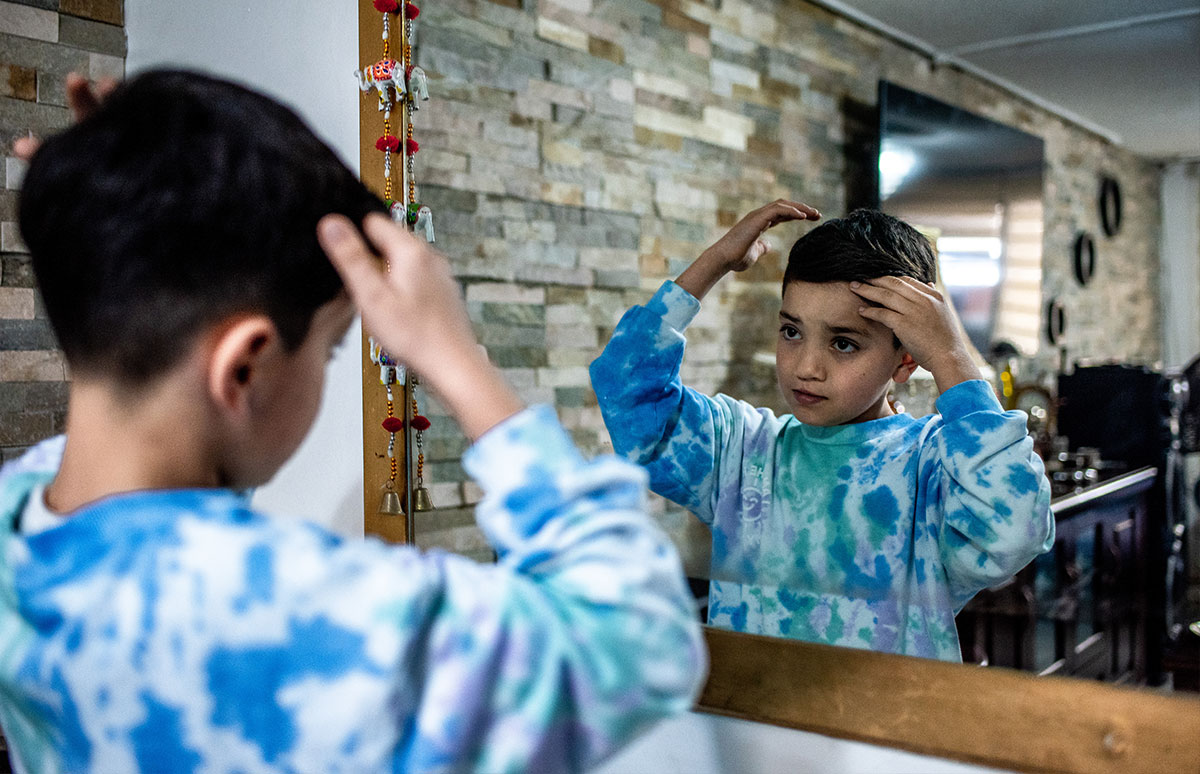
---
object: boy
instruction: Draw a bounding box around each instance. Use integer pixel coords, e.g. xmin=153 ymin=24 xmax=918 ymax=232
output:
xmin=590 ymin=200 xmax=1053 ymax=662
xmin=0 ymin=70 xmax=705 ymax=773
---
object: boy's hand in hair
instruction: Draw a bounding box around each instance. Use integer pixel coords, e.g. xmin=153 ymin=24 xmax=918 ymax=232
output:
xmin=13 ymin=74 xmax=116 ymax=160
xmin=676 ymin=199 xmax=820 ymax=302
xmin=850 ymin=276 xmax=983 ymax=394
xmin=318 ymin=213 xmax=524 ymax=441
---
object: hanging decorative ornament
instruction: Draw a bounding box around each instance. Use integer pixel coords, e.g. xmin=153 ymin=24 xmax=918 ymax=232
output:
xmin=407 ymin=66 xmax=429 ymax=106
xmin=359 ymin=0 xmax=435 ymax=521
xmin=354 ymin=58 xmax=406 ymax=111
xmin=411 ymin=374 xmax=434 ymax=511
xmin=370 ymin=340 xmax=407 ymax=517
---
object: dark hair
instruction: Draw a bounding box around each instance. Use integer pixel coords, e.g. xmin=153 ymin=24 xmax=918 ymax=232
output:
xmin=19 ymin=69 xmax=384 ymax=384
xmin=783 ymin=209 xmax=936 ymax=289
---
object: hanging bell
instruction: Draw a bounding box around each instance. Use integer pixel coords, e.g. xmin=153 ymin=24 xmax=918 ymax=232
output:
xmin=378 ymin=485 xmax=405 ymax=517
xmin=413 ymin=485 xmax=434 ymax=512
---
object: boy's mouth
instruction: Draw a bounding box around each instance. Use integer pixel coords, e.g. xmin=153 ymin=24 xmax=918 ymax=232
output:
xmin=792 ymin=389 xmax=826 ymax=406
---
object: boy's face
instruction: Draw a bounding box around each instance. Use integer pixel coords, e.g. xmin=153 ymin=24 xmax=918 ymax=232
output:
xmin=775 ymin=280 xmax=908 ymax=426
xmin=235 ymin=294 xmax=357 ymax=487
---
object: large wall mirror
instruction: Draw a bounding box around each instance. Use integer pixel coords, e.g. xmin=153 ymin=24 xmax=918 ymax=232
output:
xmin=878 ymin=80 xmax=1045 ymax=359
xmin=353 ymin=0 xmax=1197 ymax=768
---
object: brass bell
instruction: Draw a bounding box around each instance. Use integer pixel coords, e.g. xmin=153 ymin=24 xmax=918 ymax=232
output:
xmin=378 ymin=485 xmax=405 ymax=517
xmin=413 ymin=485 xmax=434 ymax=512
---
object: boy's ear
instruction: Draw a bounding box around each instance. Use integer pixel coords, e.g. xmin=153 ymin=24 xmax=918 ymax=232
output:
xmin=206 ymin=316 xmax=279 ymax=414
xmin=891 ymin=352 xmax=919 ymax=384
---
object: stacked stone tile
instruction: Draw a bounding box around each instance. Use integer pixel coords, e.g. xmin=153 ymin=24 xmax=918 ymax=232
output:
xmin=0 ymin=0 xmax=124 ymax=463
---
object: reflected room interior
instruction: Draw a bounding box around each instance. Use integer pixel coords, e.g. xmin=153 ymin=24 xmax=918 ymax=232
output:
xmin=365 ymin=2 xmax=1200 ymax=697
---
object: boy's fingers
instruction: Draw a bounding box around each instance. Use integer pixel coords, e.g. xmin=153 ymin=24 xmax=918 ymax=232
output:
xmin=12 ymin=134 xmax=40 ymax=161
xmin=849 ymin=281 xmax=904 ymax=309
xmin=783 ymin=200 xmax=821 ymax=220
xmin=317 ymin=214 xmax=391 ymax=311
xmin=12 ymin=73 xmax=113 ymax=161
xmin=361 ymin=211 xmax=424 ymax=268
xmin=763 ymin=200 xmax=820 ymax=223
xmin=65 ymin=74 xmax=104 ymax=120
xmin=856 ymin=304 xmax=901 ymax=329
xmin=859 ymin=276 xmax=925 ymax=303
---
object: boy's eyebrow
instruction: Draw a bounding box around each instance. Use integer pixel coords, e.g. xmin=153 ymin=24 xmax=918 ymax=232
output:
xmin=779 ymin=311 xmax=871 ymax=338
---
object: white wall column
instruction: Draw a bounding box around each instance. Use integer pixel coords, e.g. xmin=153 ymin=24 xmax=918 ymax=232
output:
xmin=124 ymin=1 xmax=365 ymax=535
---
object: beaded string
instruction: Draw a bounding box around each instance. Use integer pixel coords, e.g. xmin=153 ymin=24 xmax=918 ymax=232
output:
xmin=404 ymin=9 xmax=417 ymax=206
xmin=382 ymin=10 xmax=393 ymax=202
xmin=412 ymin=383 xmax=425 ymax=494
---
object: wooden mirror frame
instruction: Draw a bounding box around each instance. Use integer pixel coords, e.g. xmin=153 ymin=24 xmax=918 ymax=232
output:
xmin=698 ymin=627 xmax=1200 ymax=774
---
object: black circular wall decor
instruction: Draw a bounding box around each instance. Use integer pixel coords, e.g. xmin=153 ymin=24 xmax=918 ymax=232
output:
xmin=1099 ymin=175 xmax=1122 ymax=237
xmin=1073 ymin=231 xmax=1096 ymax=286
xmin=1046 ymin=298 xmax=1067 ymax=345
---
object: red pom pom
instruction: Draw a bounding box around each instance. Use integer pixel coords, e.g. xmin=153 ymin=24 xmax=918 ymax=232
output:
xmin=405 ymin=2 xmax=420 ymax=19
xmin=406 ymin=138 xmax=420 ymax=155
xmin=382 ymin=416 xmax=404 ymax=433
xmin=373 ymin=0 xmax=399 ymax=12
xmin=376 ymin=135 xmax=400 ymax=152
xmin=411 ymin=415 xmax=431 ymax=432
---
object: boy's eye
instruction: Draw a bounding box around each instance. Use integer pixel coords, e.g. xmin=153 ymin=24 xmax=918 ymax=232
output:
xmin=779 ymin=324 xmax=800 ymax=341
xmin=831 ymin=337 xmax=858 ymax=354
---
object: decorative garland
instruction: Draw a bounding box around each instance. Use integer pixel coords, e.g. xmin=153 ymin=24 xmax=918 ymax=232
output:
xmin=359 ymin=0 xmax=434 ymax=517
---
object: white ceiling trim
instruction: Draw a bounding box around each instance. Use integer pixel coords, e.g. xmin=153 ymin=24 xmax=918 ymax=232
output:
xmin=946 ymin=8 xmax=1200 ymax=57
xmin=807 ymin=0 xmax=1125 ymax=145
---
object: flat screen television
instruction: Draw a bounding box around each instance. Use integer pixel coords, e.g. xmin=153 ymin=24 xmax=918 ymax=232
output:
xmin=877 ymin=81 xmax=1045 ymax=357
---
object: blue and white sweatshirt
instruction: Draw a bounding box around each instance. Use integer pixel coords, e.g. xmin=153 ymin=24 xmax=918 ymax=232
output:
xmin=590 ymin=281 xmax=1054 ymax=661
xmin=0 ymin=406 xmax=706 ymax=773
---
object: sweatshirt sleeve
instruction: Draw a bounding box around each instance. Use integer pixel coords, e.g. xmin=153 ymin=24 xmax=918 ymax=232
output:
xmin=304 ymin=405 xmax=708 ymax=773
xmin=588 ymin=281 xmax=731 ymax=523
xmin=926 ymin=379 xmax=1055 ymax=610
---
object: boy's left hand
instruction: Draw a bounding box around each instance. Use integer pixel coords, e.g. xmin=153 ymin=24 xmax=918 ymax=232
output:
xmin=850 ymin=276 xmax=982 ymax=393
xmin=13 ymin=74 xmax=115 ymax=160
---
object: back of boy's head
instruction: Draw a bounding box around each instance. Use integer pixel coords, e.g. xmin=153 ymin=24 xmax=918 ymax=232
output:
xmin=783 ymin=209 xmax=936 ymax=290
xmin=19 ymin=69 xmax=384 ymax=385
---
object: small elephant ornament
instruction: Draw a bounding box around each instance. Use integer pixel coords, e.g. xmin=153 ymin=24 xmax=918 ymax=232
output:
xmin=414 ymin=206 xmax=434 ymax=243
xmin=354 ymin=58 xmax=407 ymax=110
xmin=389 ymin=200 xmax=406 ymax=223
xmin=407 ymin=67 xmax=430 ymax=105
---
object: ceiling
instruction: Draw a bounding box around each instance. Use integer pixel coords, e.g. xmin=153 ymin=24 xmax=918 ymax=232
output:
xmin=811 ymin=0 xmax=1200 ymax=161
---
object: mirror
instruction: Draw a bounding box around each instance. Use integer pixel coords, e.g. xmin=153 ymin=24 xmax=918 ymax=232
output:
xmin=878 ymin=81 xmax=1045 ymax=360
xmin=349 ymin=0 xmax=1193 ymax=730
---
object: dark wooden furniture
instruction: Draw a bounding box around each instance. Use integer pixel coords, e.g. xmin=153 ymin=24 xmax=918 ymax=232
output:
xmin=958 ymin=467 xmax=1157 ymax=682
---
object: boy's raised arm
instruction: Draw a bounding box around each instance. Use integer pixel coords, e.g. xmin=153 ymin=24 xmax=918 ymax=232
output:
xmin=589 ymin=201 xmax=818 ymax=519
xmin=675 ymin=199 xmax=819 ymax=301
xmin=315 ymin=213 xmax=707 ymax=771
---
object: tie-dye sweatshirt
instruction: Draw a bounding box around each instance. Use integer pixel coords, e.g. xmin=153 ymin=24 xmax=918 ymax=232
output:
xmin=590 ymin=281 xmax=1053 ymax=661
xmin=0 ymin=406 xmax=706 ymax=774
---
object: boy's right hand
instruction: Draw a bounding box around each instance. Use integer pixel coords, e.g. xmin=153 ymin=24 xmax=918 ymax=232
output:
xmin=701 ymin=199 xmax=820 ymax=272
xmin=318 ymin=212 xmax=524 ymax=441
xmin=676 ymin=199 xmax=820 ymax=301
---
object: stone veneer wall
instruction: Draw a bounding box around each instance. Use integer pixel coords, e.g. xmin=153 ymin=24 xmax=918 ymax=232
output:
xmin=405 ymin=0 xmax=1161 ymax=565
xmin=0 ymin=0 xmax=125 ymax=463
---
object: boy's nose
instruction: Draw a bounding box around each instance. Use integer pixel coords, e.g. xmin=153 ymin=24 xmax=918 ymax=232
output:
xmin=794 ymin=346 xmax=826 ymax=380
